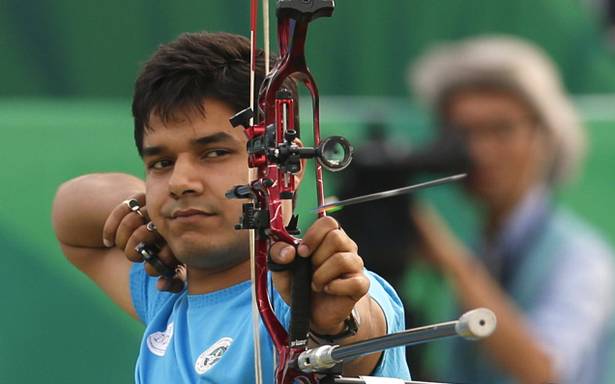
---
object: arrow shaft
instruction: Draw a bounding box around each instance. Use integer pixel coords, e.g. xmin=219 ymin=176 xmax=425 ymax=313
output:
xmin=317 ymin=174 xmax=466 ymax=212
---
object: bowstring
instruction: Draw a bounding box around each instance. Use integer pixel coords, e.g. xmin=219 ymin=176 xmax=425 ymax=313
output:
xmin=249 ymin=1 xmax=263 ymax=383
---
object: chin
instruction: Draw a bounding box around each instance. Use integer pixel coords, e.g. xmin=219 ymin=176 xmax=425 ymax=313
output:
xmin=168 ymin=233 xmax=250 ymax=270
xmin=467 ymin=182 xmax=502 ymax=203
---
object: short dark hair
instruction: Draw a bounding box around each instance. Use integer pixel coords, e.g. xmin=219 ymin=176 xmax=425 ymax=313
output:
xmin=132 ymin=31 xmax=297 ymax=156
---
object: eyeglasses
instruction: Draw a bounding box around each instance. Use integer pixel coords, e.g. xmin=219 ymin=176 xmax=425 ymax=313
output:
xmin=446 ymin=118 xmax=538 ymax=144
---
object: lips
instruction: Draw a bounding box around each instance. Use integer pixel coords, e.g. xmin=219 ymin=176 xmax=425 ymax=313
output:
xmin=171 ymin=208 xmax=215 ymax=219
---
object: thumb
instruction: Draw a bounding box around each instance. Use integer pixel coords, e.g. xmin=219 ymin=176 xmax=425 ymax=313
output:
xmin=269 ymin=242 xmax=296 ymax=305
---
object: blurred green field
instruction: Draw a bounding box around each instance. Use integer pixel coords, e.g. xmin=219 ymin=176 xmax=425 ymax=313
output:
xmin=0 ymin=97 xmax=612 ymax=382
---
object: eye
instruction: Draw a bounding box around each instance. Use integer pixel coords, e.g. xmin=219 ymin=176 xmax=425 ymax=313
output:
xmin=149 ymin=159 xmax=174 ymax=170
xmin=202 ymin=149 xmax=231 ymax=159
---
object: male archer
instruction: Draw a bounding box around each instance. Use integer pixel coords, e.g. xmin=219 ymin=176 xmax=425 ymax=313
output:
xmin=52 ymin=31 xmax=411 ymax=382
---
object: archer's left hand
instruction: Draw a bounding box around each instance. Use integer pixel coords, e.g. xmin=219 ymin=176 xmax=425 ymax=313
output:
xmin=269 ymin=216 xmax=370 ymax=335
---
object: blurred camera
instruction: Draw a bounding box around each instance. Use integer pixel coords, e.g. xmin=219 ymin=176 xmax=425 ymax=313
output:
xmin=331 ymin=120 xmax=470 ymax=286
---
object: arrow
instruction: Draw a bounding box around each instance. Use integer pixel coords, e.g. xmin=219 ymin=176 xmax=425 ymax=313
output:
xmin=315 ymin=173 xmax=467 ymax=213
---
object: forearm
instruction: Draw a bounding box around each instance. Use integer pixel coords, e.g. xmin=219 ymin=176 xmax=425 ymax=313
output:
xmin=444 ymin=253 xmax=556 ymax=383
xmin=340 ymin=295 xmax=386 ymax=376
xmin=52 ymin=172 xmax=144 ymax=248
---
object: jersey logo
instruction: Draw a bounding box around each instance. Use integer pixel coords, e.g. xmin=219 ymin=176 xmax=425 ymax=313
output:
xmin=146 ymin=322 xmax=174 ymax=357
xmin=195 ymin=337 xmax=233 ymax=374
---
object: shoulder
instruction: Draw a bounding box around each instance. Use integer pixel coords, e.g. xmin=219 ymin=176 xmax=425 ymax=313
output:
xmin=365 ymin=270 xmax=405 ymax=311
xmin=550 ymin=209 xmax=612 ymax=250
xmin=526 ymin=209 xmax=615 ymax=380
xmin=130 ymin=263 xmax=184 ymax=324
xmin=548 ymin=208 xmax=614 ymax=278
xmin=364 ymin=269 xmax=406 ymax=336
xmin=528 ymin=208 xmax=615 ymax=319
xmin=364 ymin=269 xmax=412 ymax=379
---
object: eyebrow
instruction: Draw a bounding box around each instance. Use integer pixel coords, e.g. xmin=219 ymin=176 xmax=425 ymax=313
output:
xmin=142 ymin=132 xmax=236 ymax=157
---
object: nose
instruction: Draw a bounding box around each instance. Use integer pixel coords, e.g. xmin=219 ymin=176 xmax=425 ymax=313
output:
xmin=464 ymin=130 xmax=499 ymax=169
xmin=168 ymin=155 xmax=204 ymax=198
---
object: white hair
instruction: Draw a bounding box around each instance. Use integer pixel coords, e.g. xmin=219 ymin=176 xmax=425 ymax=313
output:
xmin=410 ymin=35 xmax=586 ymax=184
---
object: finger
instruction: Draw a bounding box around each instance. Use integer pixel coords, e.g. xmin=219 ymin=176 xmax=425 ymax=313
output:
xmin=156 ymin=276 xmax=185 ymax=293
xmin=311 ymin=252 xmax=364 ymax=292
xmin=144 ymin=259 xmax=159 ymax=276
xmin=269 ymin=241 xmax=296 ymax=265
xmin=102 ymin=193 xmax=145 ymax=247
xmin=175 ymin=264 xmax=187 ymax=281
xmin=298 ymin=216 xmax=341 ymax=257
xmin=139 ymin=206 xmax=150 ymax=221
xmin=157 ymin=246 xmax=179 ymax=270
xmin=124 ymin=225 xmax=160 ymax=262
xmin=144 ymin=246 xmax=178 ymax=277
xmin=319 ymin=273 xmax=370 ymax=301
xmin=155 ymin=264 xmax=187 ymax=292
xmin=115 ymin=212 xmax=147 ymax=251
xmin=310 ymin=228 xmax=358 ymax=268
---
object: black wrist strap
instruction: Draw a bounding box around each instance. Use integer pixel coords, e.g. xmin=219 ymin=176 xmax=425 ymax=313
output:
xmin=308 ymin=308 xmax=360 ymax=344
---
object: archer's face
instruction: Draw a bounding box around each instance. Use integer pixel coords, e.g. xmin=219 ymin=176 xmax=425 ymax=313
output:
xmin=142 ymin=98 xmax=250 ymax=270
xmin=444 ymin=88 xmax=548 ymax=210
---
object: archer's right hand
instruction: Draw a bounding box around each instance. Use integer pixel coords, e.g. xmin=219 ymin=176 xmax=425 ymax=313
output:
xmin=102 ymin=192 xmax=185 ymax=292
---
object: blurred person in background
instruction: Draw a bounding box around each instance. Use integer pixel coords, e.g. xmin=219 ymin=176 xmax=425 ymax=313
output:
xmin=408 ymin=36 xmax=615 ymax=383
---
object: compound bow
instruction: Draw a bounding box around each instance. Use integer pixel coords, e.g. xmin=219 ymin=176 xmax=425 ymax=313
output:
xmin=226 ymin=1 xmax=496 ymax=383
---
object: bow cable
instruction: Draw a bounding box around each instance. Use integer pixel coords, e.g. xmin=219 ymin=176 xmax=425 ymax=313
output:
xmin=263 ymin=0 xmax=270 ymax=74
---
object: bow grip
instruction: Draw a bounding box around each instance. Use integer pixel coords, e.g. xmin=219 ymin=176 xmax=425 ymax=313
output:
xmin=277 ymin=0 xmax=334 ymax=21
xmin=289 ymin=253 xmax=312 ymax=346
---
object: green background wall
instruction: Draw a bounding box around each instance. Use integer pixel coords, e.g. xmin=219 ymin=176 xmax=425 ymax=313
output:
xmin=1 ymin=0 xmax=614 ymax=382
xmin=3 ymin=0 xmax=615 ymax=98
xmin=1 ymin=97 xmax=613 ymax=382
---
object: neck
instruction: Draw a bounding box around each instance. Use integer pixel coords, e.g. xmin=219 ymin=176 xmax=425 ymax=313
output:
xmin=186 ymin=258 xmax=251 ymax=294
xmin=484 ymin=192 xmax=522 ymax=239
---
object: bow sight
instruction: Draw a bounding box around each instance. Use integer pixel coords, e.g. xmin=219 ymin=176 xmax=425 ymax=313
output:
xmin=229 ymin=90 xmax=352 ymax=174
xmin=227 ymin=88 xmax=353 ymax=233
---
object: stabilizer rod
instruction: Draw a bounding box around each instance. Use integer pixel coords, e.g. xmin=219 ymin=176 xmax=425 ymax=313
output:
xmin=297 ymin=308 xmax=496 ymax=373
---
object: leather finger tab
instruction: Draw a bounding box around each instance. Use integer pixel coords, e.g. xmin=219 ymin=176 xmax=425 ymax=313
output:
xmin=135 ymin=242 xmax=175 ymax=278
